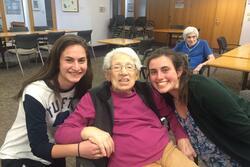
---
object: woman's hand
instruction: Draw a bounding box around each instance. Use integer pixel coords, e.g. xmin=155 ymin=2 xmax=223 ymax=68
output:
xmin=177 ymin=138 xmax=197 ymax=161
xmin=81 ymin=126 xmax=114 ymax=157
xmin=79 ymin=140 xmax=105 ymax=159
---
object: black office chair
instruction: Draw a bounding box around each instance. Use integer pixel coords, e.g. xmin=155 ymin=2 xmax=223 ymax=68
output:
xmin=39 ymin=31 xmax=65 ymax=53
xmin=217 ymin=36 xmax=239 ymax=54
xmin=111 ymin=15 xmax=125 ymax=38
xmin=124 ymin=17 xmax=135 ymax=38
xmin=138 ymin=39 xmax=155 ymax=65
xmin=134 ymin=17 xmax=147 ymax=38
xmin=6 ymin=33 xmax=44 ymax=75
xmin=77 ymin=30 xmax=96 ymax=60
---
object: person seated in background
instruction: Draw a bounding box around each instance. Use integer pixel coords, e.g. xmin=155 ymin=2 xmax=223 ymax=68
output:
xmin=55 ymin=47 xmax=198 ymax=167
xmin=0 ymin=35 xmax=93 ymax=167
xmin=146 ymin=47 xmax=250 ymax=166
xmin=173 ymin=26 xmax=215 ymax=74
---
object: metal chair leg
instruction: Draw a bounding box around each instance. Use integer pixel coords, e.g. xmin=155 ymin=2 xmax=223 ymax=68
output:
xmin=15 ymin=52 xmax=24 ymax=76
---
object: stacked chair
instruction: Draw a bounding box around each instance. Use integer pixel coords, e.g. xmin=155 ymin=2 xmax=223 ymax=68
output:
xmin=124 ymin=17 xmax=135 ymax=38
xmin=109 ymin=15 xmax=154 ymax=40
xmin=77 ymin=30 xmax=96 ymax=60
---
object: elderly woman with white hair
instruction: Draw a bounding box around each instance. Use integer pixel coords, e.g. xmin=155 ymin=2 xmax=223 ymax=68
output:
xmin=55 ymin=47 xmax=198 ymax=167
xmin=173 ymin=26 xmax=215 ymax=74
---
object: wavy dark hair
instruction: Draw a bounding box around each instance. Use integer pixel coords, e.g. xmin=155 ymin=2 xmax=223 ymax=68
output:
xmin=146 ymin=47 xmax=192 ymax=104
xmin=16 ymin=34 xmax=93 ymax=100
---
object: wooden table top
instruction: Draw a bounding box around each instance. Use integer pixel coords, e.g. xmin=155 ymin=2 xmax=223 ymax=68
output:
xmin=0 ymin=29 xmax=77 ymax=38
xmin=207 ymin=56 xmax=250 ymax=72
xmin=222 ymin=43 xmax=250 ymax=59
xmin=97 ymin=38 xmax=140 ymax=46
xmin=153 ymin=28 xmax=183 ymax=33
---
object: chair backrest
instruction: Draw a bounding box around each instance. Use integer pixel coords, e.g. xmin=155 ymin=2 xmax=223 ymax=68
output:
xmin=34 ymin=26 xmax=52 ymax=31
xmin=125 ymin=17 xmax=135 ymax=26
xmin=139 ymin=39 xmax=153 ymax=54
xmin=47 ymin=31 xmax=65 ymax=44
xmin=135 ymin=17 xmax=147 ymax=27
xmin=15 ymin=33 xmax=39 ymax=49
xmin=114 ymin=15 xmax=125 ymax=27
xmin=217 ymin=36 xmax=228 ymax=54
xmin=77 ymin=30 xmax=92 ymax=43
xmin=9 ymin=26 xmax=29 ymax=32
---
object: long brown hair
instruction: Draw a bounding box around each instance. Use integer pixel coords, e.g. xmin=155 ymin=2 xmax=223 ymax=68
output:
xmin=16 ymin=34 xmax=93 ymax=100
xmin=146 ymin=47 xmax=191 ymax=104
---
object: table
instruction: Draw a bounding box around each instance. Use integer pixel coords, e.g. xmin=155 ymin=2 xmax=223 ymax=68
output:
xmin=0 ymin=29 xmax=77 ymax=38
xmin=153 ymin=28 xmax=183 ymax=46
xmin=207 ymin=56 xmax=250 ymax=89
xmin=221 ymin=43 xmax=250 ymax=59
xmin=97 ymin=38 xmax=140 ymax=46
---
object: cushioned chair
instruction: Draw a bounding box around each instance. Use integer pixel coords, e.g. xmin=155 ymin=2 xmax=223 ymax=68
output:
xmin=77 ymin=30 xmax=96 ymax=59
xmin=6 ymin=33 xmax=44 ymax=75
xmin=39 ymin=31 xmax=65 ymax=53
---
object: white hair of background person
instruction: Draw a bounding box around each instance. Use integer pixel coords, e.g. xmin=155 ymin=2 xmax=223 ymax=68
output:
xmin=183 ymin=26 xmax=199 ymax=40
xmin=103 ymin=47 xmax=142 ymax=71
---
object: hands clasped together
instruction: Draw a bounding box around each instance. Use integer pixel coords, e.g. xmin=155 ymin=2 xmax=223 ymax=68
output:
xmin=79 ymin=126 xmax=115 ymax=159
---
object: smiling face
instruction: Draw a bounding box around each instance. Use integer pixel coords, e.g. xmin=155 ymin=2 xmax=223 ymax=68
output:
xmin=105 ymin=53 xmax=139 ymax=94
xmin=148 ymin=55 xmax=182 ymax=95
xmin=185 ymin=32 xmax=198 ymax=47
xmin=58 ymin=44 xmax=88 ymax=90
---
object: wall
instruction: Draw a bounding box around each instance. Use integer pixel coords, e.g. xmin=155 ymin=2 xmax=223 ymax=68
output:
xmin=55 ymin=0 xmax=111 ymax=46
xmin=135 ymin=0 xmax=146 ymax=17
xmin=240 ymin=0 xmax=250 ymax=44
xmin=125 ymin=0 xmax=134 ymax=17
xmin=33 ymin=0 xmax=47 ymax=26
xmin=4 ymin=0 xmax=25 ymax=29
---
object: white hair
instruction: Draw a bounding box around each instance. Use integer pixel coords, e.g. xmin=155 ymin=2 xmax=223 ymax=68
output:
xmin=183 ymin=26 xmax=199 ymax=40
xmin=103 ymin=47 xmax=142 ymax=71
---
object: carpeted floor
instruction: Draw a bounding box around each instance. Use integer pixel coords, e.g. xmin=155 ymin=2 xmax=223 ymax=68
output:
xmin=0 ymin=46 xmax=245 ymax=167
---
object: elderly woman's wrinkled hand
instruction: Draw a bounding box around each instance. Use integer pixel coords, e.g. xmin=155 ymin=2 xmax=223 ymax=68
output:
xmin=193 ymin=64 xmax=204 ymax=74
xmin=79 ymin=140 xmax=105 ymax=159
xmin=81 ymin=126 xmax=114 ymax=157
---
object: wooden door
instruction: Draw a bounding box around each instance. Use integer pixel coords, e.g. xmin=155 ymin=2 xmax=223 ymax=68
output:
xmin=211 ymin=0 xmax=246 ymax=48
xmin=147 ymin=0 xmax=170 ymax=43
xmin=188 ymin=0 xmax=217 ymax=43
xmin=169 ymin=0 xmax=192 ymax=26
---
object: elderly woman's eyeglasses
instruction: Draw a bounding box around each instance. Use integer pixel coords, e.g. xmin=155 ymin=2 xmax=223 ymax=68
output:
xmin=110 ymin=63 xmax=136 ymax=72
